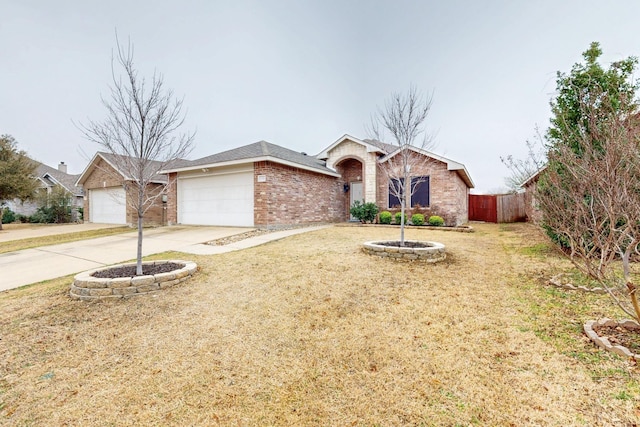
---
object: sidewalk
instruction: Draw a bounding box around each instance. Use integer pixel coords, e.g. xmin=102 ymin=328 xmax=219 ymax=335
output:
xmin=0 ymin=225 xmax=329 ymax=292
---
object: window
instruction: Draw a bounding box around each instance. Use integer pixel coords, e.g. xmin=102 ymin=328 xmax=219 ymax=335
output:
xmin=411 ymin=176 xmax=430 ymax=207
xmin=388 ymin=176 xmax=430 ymax=208
xmin=388 ymin=178 xmax=403 ymax=208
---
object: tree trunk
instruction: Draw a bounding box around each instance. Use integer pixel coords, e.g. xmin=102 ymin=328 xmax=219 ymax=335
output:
xmin=136 ymin=214 xmax=143 ymax=276
xmin=400 ymin=200 xmax=405 ymax=246
xmin=627 ymin=282 xmax=640 ymax=323
xmin=136 ymin=186 xmax=144 ymax=276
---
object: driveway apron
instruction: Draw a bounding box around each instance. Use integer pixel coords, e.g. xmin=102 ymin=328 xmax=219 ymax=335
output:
xmin=0 ymin=226 xmax=249 ymax=292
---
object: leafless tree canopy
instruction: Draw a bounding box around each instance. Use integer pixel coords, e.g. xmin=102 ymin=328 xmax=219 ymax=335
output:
xmin=500 ymin=127 xmax=547 ymax=192
xmin=368 ymin=86 xmax=435 ymax=244
xmin=536 ymin=87 xmax=640 ymax=321
xmin=81 ymin=38 xmax=194 ymax=211
xmin=79 ymin=36 xmax=195 ymax=274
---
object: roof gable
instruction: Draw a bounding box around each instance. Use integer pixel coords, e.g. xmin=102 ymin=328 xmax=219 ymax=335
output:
xmin=379 ymin=146 xmax=475 ymax=188
xmin=316 ymin=134 xmax=388 ymax=160
xmin=33 ymin=162 xmax=83 ymax=196
xmin=76 ymin=152 xmax=168 ymax=186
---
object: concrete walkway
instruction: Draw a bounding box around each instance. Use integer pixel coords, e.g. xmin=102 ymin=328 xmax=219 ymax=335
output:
xmin=0 ymin=225 xmax=329 ymax=292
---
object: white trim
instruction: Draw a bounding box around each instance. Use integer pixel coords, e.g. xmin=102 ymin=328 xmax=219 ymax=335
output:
xmin=379 ymin=146 xmax=474 ymax=188
xmin=177 ymin=167 xmax=254 ymax=180
xmin=316 ymin=134 xmax=386 ymax=160
xmin=76 ymin=152 xmax=168 ymax=186
xmin=161 ymin=156 xmax=340 ymax=178
xmin=520 ymin=165 xmax=547 ymax=188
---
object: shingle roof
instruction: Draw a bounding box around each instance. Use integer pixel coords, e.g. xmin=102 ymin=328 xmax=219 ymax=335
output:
xmin=35 ymin=162 xmax=83 ymax=196
xmin=363 ymin=138 xmax=397 ymax=154
xmin=174 ymin=141 xmax=336 ymax=175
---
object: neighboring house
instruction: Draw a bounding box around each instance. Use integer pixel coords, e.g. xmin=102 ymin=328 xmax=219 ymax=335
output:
xmin=157 ymin=134 xmax=474 ymax=228
xmin=6 ymin=161 xmax=84 ymax=220
xmin=520 ymin=165 xmax=546 ymax=223
xmin=75 ymin=152 xmax=167 ymax=226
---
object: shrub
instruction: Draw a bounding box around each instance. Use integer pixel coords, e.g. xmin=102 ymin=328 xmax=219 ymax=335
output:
xmin=2 ymin=208 xmax=15 ymax=224
xmin=350 ymin=200 xmax=379 ymax=224
xmin=394 ymin=212 xmax=408 ymax=225
xmin=379 ymin=211 xmax=392 ymax=224
xmin=411 ymin=213 xmax=425 ymax=226
xmin=29 ymin=210 xmax=48 ymax=223
xmin=17 ymin=214 xmax=29 ymax=223
xmin=428 ymin=215 xmax=445 ymax=226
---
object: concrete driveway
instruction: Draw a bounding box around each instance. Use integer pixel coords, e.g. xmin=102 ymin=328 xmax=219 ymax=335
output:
xmin=0 ymin=226 xmax=251 ymax=292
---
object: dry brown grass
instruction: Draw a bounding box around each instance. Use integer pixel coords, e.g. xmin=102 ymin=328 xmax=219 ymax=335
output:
xmin=0 ymin=227 xmax=131 ymax=254
xmin=0 ymin=223 xmax=638 ymax=426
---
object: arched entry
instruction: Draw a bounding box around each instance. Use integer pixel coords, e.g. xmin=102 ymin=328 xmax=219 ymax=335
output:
xmin=335 ymin=157 xmax=364 ymax=221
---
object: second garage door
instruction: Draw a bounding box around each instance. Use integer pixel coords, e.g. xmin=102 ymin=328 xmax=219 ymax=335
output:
xmin=177 ymin=169 xmax=254 ymax=226
xmin=89 ymin=187 xmax=127 ymax=224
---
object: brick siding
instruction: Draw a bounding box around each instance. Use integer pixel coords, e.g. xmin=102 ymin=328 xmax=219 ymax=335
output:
xmin=254 ymin=161 xmax=343 ymax=228
xmin=375 ymin=154 xmax=469 ymax=226
xmin=82 ymin=158 xmax=166 ymax=226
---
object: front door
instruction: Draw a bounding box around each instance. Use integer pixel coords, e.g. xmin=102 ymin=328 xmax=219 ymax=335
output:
xmin=349 ymin=181 xmax=364 ymax=220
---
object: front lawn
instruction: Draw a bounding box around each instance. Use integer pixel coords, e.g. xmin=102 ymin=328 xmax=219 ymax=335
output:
xmin=0 ymin=223 xmax=638 ymax=425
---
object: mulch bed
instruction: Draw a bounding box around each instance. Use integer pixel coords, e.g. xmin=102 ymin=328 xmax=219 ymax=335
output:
xmin=208 ymin=229 xmax=274 ymax=246
xmin=592 ymin=324 xmax=640 ymax=353
xmin=91 ymin=262 xmax=185 ymax=279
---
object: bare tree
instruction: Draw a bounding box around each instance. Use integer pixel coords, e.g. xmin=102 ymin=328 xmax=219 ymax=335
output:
xmin=80 ymin=36 xmax=194 ymax=275
xmin=369 ymin=86 xmax=434 ymax=245
xmin=536 ymin=86 xmax=640 ymax=322
xmin=500 ymin=127 xmax=547 ymax=192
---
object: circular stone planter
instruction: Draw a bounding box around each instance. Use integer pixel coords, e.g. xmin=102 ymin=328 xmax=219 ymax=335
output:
xmin=584 ymin=318 xmax=640 ymax=361
xmin=362 ymin=240 xmax=446 ymax=262
xmin=70 ymin=260 xmax=198 ymax=301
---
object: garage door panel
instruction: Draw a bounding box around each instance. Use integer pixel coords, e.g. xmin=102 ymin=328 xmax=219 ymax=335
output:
xmin=178 ymin=171 xmax=254 ymax=226
xmin=90 ymin=187 xmax=126 ymax=224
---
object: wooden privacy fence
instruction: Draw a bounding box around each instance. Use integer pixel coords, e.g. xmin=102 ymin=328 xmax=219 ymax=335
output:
xmin=469 ymin=193 xmax=526 ymax=223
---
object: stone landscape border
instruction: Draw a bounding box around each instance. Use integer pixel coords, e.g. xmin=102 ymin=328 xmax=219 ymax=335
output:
xmin=548 ymin=274 xmax=607 ymax=294
xmin=362 ymin=240 xmax=446 ymax=262
xmin=70 ymin=260 xmax=198 ymax=301
xmin=338 ymin=223 xmax=474 ymax=233
xmin=584 ymin=318 xmax=640 ymax=360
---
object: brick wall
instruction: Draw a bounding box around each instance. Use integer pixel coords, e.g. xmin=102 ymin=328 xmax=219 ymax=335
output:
xmin=523 ymin=181 xmax=542 ymax=223
xmin=254 ymin=161 xmax=342 ymax=228
xmin=82 ymin=157 xmax=166 ymax=226
xmin=166 ymin=173 xmax=178 ymax=225
xmin=375 ymin=153 xmax=470 ymax=226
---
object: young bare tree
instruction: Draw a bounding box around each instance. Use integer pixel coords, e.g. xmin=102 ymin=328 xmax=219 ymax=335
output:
xmin=500 ymin=127 xmax=547 ymax=192
xmin=369 ymin=86 xmax=434 ymax=245
xmin=537 ymin=86 xmax=640 ymax=322
xmin=80 ymin=37 xmax=194 ymax=275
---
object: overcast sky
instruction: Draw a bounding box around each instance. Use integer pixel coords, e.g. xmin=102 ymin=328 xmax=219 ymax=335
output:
xmin=2 ymin=1 xmax=639 ymax=192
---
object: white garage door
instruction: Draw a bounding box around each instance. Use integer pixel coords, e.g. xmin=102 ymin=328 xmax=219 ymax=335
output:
xmin=178 ymin=169 xmax=254 ymax=226
xmin=89 ymin=187 xmax=127 ymax=224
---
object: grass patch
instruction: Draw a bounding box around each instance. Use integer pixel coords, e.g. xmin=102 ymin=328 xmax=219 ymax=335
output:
xmin=519 ymin=242 xmax=555 ymax=257
xmin=0 ymin=223 xmax=638 ymax=425
xmin=0 ymin=227 xmax=131 ymax=254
